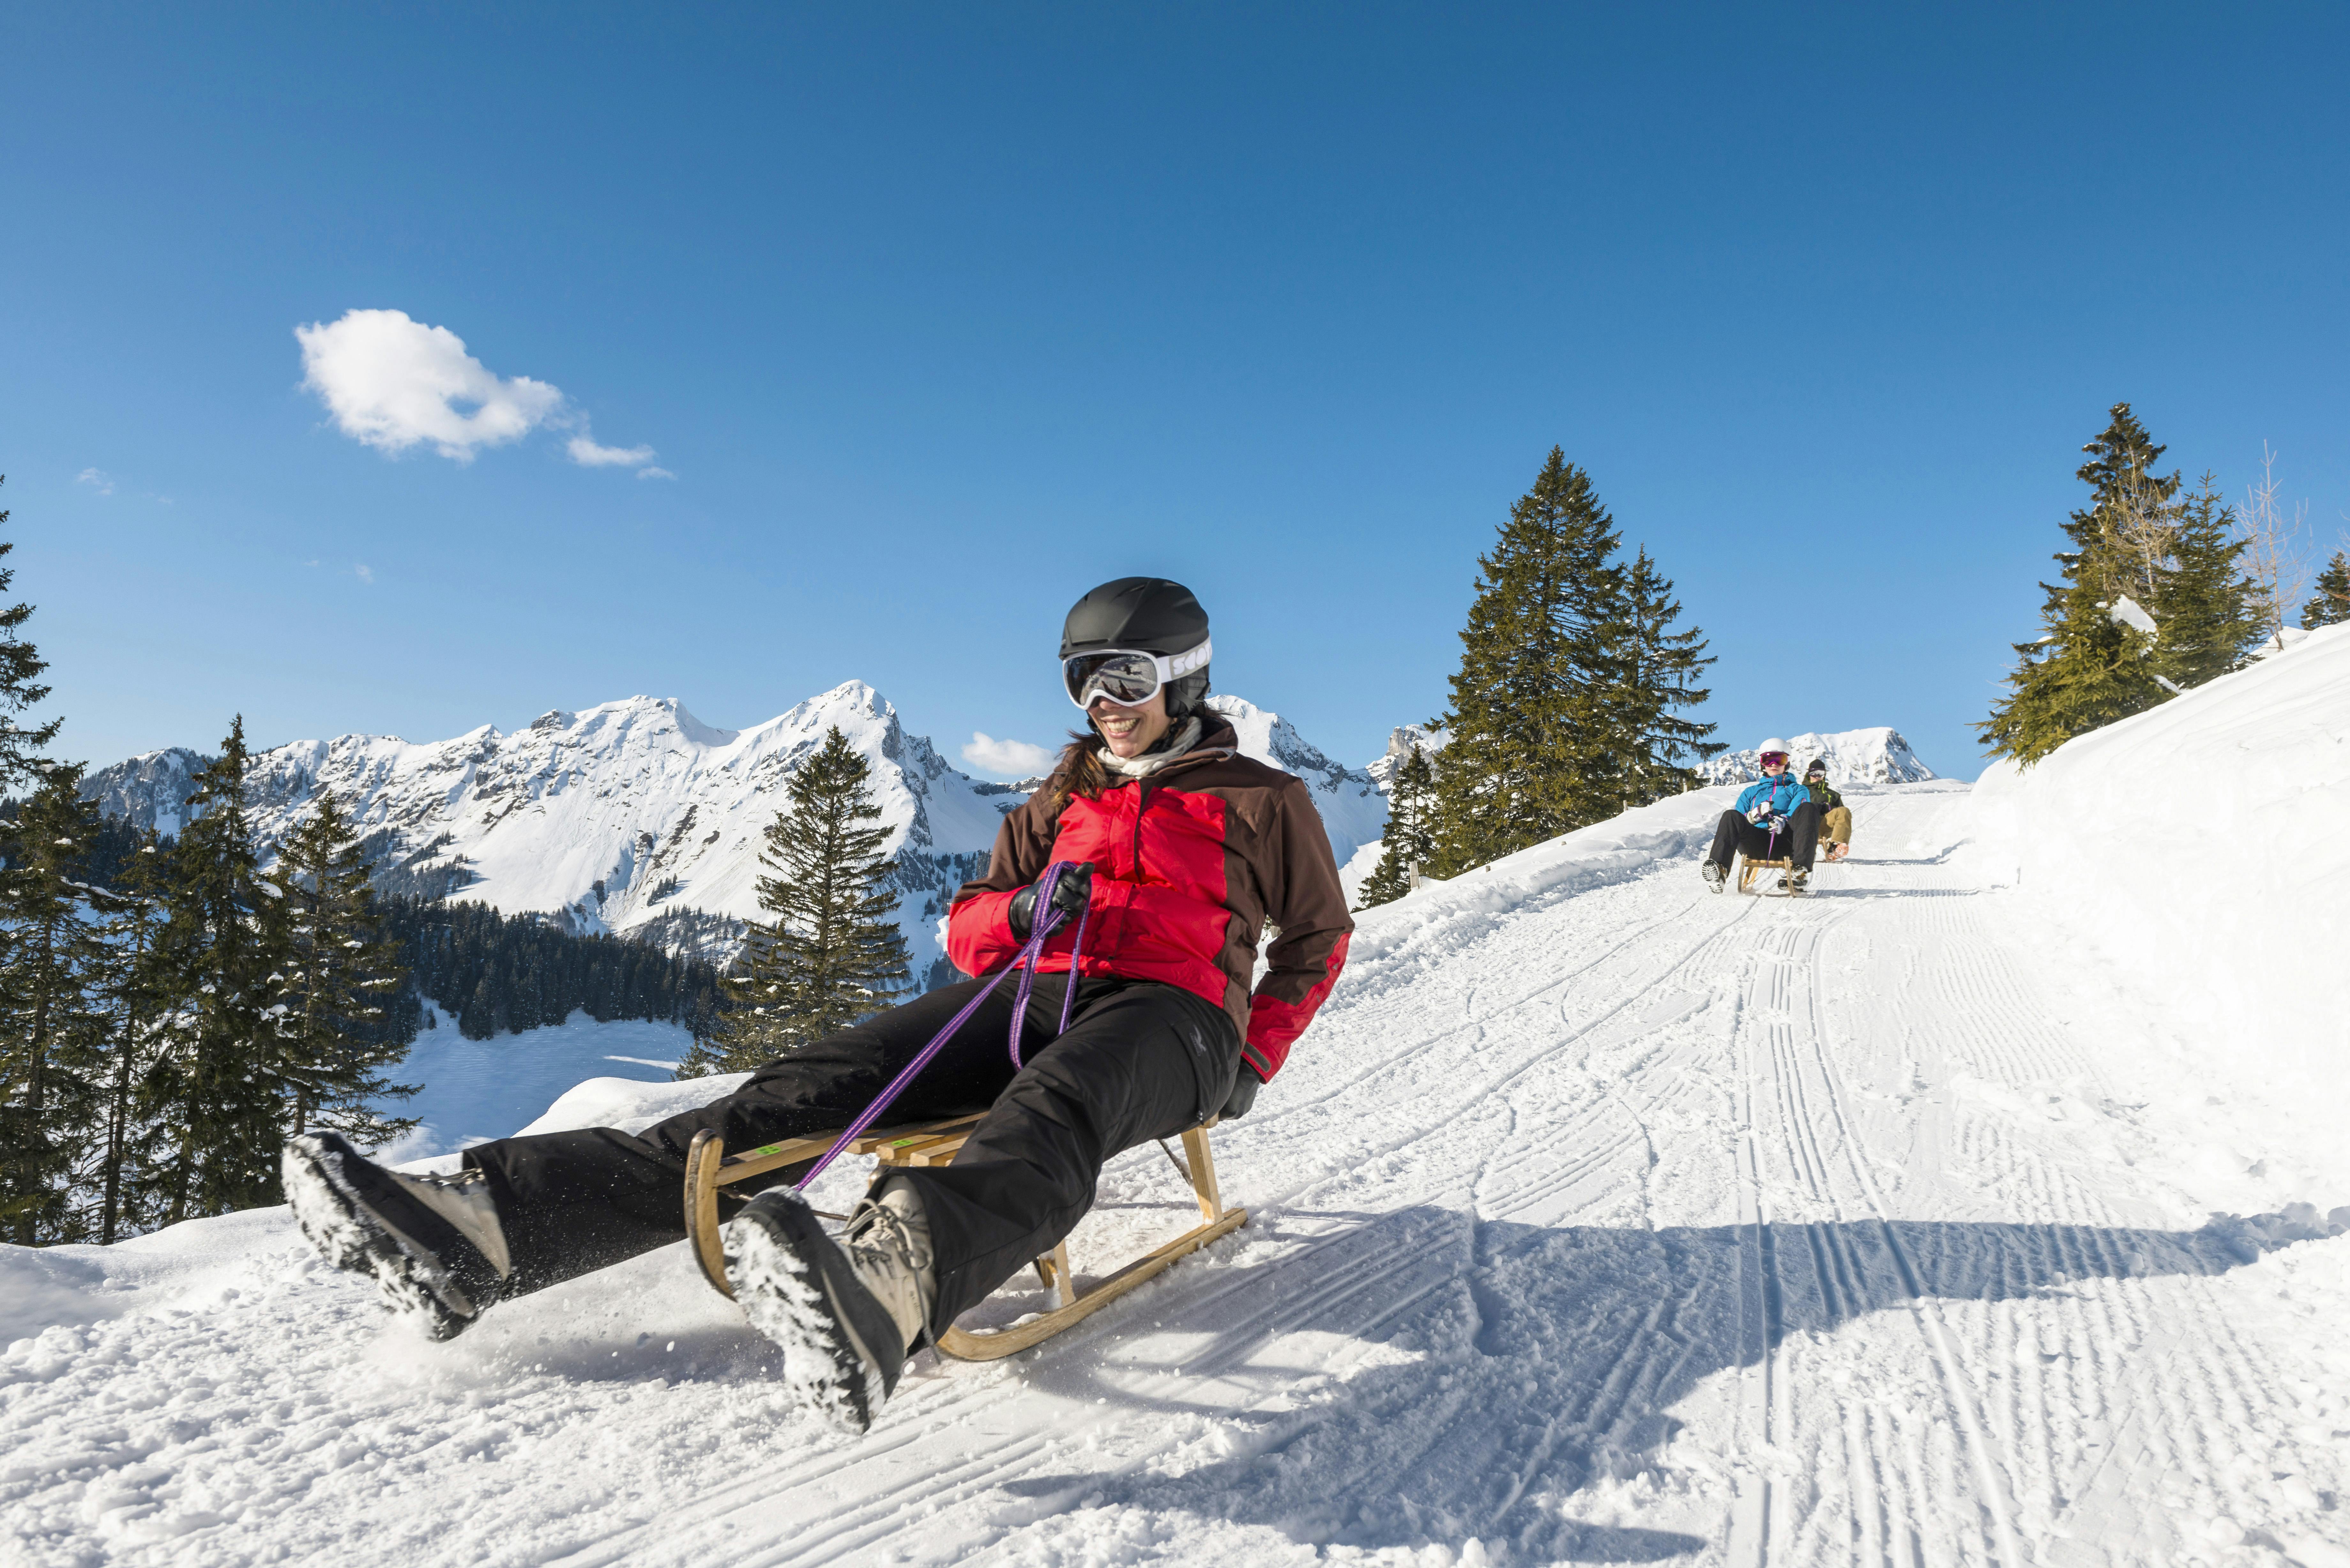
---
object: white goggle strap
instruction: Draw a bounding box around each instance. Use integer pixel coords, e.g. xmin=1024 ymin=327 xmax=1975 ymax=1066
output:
xmin=1066 ymin=637 xmax=1213 ymax=707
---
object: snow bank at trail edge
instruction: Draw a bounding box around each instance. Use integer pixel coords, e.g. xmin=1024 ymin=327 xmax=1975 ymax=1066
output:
xmin=1963 ymin=620 xmax=2350 ymax=1148
xmin=1343 ymin=784 xmax=1745 ymax=971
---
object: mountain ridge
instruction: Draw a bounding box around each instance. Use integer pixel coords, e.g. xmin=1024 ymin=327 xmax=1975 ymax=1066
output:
xmin=80 ymin=686 xmax=1393 ymax=980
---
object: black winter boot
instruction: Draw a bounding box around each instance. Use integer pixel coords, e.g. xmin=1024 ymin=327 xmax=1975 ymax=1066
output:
xmin=724 ymin=1182 xmax=935 ymax=1435
xmin=282 ymin=1131 xmax=512 ymax=1340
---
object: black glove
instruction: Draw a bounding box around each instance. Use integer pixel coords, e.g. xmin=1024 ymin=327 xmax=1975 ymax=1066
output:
xmin=1007 ymin=862 xmax=1093 ymax=940
xmin=1220 ymin=1067 xmax=1260 ymax=1120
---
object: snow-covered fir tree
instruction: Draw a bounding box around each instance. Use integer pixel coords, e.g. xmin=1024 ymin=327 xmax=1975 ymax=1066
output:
xmin=89 ymin=828 xmax=170 ymax=1243
xmin=275 ymin=791 xmax=415 ymax=1145
xmin=2305 ymin=550 xmax=2350 ymax=629
xmin=1356 ymin=743 xmax=1435 ymax=909
xmin=1604 ymin=545 xmax=1722 ymax=804
xmin=1426 ymin=448 xmax=1716 ymax=875
xmin=0 ymin=478 xmax=64 ymax=789
xmin=1982 ymin=404 xmax=2181 ymax=764
xmin=1428 ymin=448 xmax=1625 ymax=874
xmin=689 ymin=725 xmax=910 ymax=1073
xmin=2156 ymin=473 xmax=2262 ymax=690
xmin=139 ymin=718 xmax=300 ymax=1221
xmin=0 ymin=767 xmax=118 ymax=1244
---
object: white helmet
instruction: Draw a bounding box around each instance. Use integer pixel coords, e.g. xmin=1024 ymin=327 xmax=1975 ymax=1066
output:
xmin=1757 ymin=737 xmax=1790 ymax=756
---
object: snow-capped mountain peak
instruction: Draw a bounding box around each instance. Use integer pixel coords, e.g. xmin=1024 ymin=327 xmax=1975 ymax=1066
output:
xmin=1700 ymin=727 xmax=1935 ymax=787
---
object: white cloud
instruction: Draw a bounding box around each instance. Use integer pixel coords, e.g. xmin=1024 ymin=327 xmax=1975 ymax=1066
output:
xmin=77 ymin=468 xmax=115 ymax=495
xmin=961 ymin=732 xmax=1057 ymax=778
xmin=354 ymin=564 xmax=375 ymax=584
xmin=566 ymin=435 xmax=656 ymax=468
xmin=637 ymin=465 xmax=676 ymax=481
xmin=296 ymin=308 xmax=565 ymax=463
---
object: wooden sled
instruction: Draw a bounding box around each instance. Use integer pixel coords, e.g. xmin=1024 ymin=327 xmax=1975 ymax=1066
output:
xmin=1737 ymin=854 xmax=1795 ymax=894
xmin=683 ymin=1115 xmax=1247 ymax=1361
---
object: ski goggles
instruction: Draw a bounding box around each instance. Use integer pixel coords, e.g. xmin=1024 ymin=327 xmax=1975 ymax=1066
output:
xmin=1062 ymin=639 xmax=1212 ymax=709
xmin=1759 ymin=751 xmax=1790 ymax=771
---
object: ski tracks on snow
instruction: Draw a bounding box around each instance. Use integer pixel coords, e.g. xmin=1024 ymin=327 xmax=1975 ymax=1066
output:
xmin=9 ymin=787 xmax=2348 ymax=1567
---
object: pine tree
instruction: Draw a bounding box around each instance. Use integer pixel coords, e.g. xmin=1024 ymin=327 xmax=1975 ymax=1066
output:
xmin=275 ymin=791 xmax=416 ymax=1145
xmin=2305 ymin=550 xmax=2350 ymax=629
xmin=139 ymin=718 xmax=299 ymax=1221
xmin=1982 ymin=405 xmax=2180 ymax=765
xmin=90 ymin=829 xmax=170 ymax=1242
xmin=0 ymin=766 xmax=117 ymax=1243
xmin=1428 ymin=449 xmax=1626 ymax=875
xmin=0 ymin=478 xmax=64 ymax=790
xmin=1605 ymin=547 xmax=1722 ymax=804
xmin=695 ymin=726 xmax=909 ymax=1073
xmin=1356 ymin=744 xmax=1437 ymax=910
xmin=2158 ymin=474 xmax=2262 ymax=689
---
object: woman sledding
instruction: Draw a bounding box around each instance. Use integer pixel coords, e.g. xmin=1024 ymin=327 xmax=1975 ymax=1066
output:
xmin=1700 ymin=736 xmax=1824 ymax=894
xmin=280 ymin=577 xmax=1354 ymax=1432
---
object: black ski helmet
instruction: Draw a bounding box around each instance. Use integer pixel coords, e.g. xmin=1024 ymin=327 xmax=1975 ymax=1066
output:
xmin=1060 ymin=577 xmax=1212 ymax=718
xmin=1804 ymin=757 xmax=1828 ymax=779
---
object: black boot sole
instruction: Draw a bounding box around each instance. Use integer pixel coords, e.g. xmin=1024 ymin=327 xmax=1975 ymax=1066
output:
xmin=281 ymin=1132 xmax=500 ymax=1341
xmin=724 ymin=1190 xmax=906 ymax=1436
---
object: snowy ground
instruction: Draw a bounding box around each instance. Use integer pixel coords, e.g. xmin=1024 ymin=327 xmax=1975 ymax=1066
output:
xmin=7 ymin=647 xmax=2349 ymax=1565
xmin=380 ymin=1004 xmax=695 ymax=1162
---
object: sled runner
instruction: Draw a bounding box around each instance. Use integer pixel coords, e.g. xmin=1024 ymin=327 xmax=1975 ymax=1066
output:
xmin=683 ymin=1115 xmax=1247 ymax=1361
xmin=1737 ymin=854 xmax=1797 ymax=894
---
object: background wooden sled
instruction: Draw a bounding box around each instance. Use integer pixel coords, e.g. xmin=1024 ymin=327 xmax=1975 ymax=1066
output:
xmin=1737 ymin=854 xmax=1795 ymax=893
xmin=683 ymin=1116 xmax=1247 ymax=1361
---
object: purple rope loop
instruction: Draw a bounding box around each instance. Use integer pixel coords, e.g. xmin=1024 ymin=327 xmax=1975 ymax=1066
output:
xmin=792 ymin=860 xmax=1091 ymax=1191
xmin=1007 ymin=860 xmax=1090 ymax=1070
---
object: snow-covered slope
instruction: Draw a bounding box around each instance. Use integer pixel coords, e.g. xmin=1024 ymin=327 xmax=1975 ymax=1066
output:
xmin=1963 ymin=620 xmax=2350 ymax=1137
xmin=1701 ymin=725 xmax=1935 ymax=785
xmin=11 ymin=746 xmax=2350 ymax=1563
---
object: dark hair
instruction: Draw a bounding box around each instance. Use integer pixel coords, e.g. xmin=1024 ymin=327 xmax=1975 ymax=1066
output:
xmin=1042 ymin=731 xmax=1107 ymax=815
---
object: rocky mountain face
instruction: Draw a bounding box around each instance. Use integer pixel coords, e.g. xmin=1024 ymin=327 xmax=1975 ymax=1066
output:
xmin=1699 ymin=727 xmax=1937 ymax=787
xmin=81 ymin=686 xmax=1397 ymax=983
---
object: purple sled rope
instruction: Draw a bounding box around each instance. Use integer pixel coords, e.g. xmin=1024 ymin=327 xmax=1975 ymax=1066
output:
xmin=792 ymin=860 xmax=1091 ymax=1190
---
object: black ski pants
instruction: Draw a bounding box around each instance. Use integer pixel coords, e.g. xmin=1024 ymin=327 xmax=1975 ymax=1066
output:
xmin=1706 ymin=801 xmax=1824 ymax=873
xmin=463 ymin=973 xmax=1244 ymax=1336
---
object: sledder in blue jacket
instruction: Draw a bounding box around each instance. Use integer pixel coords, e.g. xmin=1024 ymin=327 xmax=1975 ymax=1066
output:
xmin=1702 ymin=738 xmax=1826 ymax=895
xmin=1733 ymin=775 xmax=1811 ymax=823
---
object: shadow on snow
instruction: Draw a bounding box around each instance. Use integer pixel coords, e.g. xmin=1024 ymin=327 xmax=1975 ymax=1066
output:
xmin=990 ymin=1202 xmax=2339 ymax=1562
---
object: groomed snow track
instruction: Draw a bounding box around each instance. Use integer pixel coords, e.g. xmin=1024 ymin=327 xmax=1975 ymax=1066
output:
xmin=5 ymin=783 xmax=2346 ymax=1567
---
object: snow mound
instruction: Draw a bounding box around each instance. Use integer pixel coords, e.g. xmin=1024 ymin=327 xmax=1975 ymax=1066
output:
xmin=1963 ymin=620 xmax=2350 ymax=1126
xmin=1702 ymin=727 xmax=1935 ymax=786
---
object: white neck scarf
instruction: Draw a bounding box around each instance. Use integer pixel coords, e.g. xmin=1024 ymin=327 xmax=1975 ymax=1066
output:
xmin=1096 ymin=716 xmax=1205 ymax=780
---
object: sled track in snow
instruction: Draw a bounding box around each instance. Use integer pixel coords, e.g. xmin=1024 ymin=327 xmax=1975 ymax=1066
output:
xmin=26 ymin=787 xmax=2339 ymax=1568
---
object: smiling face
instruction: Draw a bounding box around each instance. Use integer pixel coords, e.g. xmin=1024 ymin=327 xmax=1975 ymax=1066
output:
xmin=1091 ymin=689 xmax=1174 ymax=759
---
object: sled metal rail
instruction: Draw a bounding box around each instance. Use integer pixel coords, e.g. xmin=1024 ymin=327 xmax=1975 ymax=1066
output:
xmin=683 ymin=1116 xmax=1246 ymax=1361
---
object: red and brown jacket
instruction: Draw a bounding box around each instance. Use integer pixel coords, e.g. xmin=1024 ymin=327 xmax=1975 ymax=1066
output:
xmin=947 ymin=713 xmax=1353 ymax=1082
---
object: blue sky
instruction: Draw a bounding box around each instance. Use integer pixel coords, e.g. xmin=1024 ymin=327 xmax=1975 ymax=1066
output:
xmin=6 ymin=4 xmax=2346 ymax=783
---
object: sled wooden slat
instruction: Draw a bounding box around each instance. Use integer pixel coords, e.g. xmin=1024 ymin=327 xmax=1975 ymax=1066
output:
xmin=934 ymin=1206 xmax=1248 ymax=1360
xmin=1737 ymin=855 xmax=1794 ymax=894
xmin=684 ymin=1112 xmax=1247 ymax=1355
xmin=848 ymin=1112 xmax=986 ymax=1157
